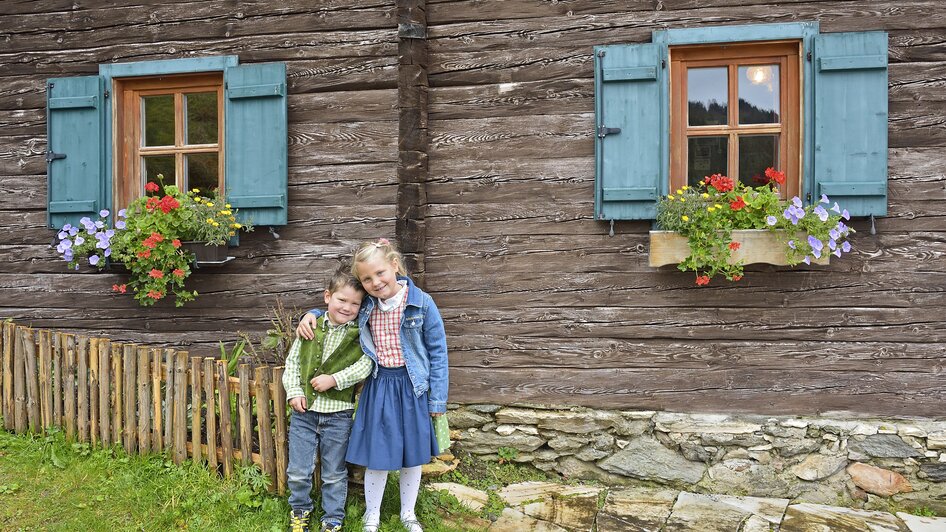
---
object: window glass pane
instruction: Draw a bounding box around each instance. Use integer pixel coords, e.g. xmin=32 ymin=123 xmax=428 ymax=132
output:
xmin=687 ymin=67 xmax=728 ymax=126
xmin=142 ymin=155 xmax=175 ymax=193
xmin=185 ymin=92 xmax=218 ymax=145
xmin=687 ymin=136 xmax=728 ymax=187
xmin=738 ymin=135 xmax=779 ymax=187
xmin=186 ymin=153 xmax=219 ymax=193
xmin=142 ymin=95 xmax=175 ymax=147
xmin=738 ymin=64 xmax=780 ymax=124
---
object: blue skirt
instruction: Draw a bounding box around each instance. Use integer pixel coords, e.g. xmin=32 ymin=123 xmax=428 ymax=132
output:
xmin=346 ymin=365 xmax=438 ymax=470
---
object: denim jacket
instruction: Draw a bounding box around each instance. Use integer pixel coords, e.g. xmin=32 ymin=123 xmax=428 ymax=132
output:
xmin=309 ymin=276 xmax=449 ymax=413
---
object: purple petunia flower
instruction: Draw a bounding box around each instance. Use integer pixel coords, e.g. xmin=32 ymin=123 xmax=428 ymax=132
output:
xmin=803 ymin=256 xmax=811 ymax=265
xmin=829 ymin=228 xmax=840 ymax=241
xmin=808 ymin=235 xmax=824 ymax=251
xmin=63 ymin=250 xmax=73 ymax=261
xmin=841 ymin=209 xmax=850 ymax=220
xmin=783 ymin=205 xmax=806 ymax=225
xmin=820 ymin=194 xmax=830 ymax=204
xmin=68 ymin=226 xmax=79 ymax=236
xmin=833 ymin=248 xmax=842 ymax=258
xmin=79 ymin=216 xmax=91 ymax=226
xmin=792 ymin=196 xmax=803 ymax=208
xmin=95 ymin=220 xmax=105 ymax=229
xmin=841 ymin=241 xmax=851 ymax=253
xmin=99 ymin=209 xmax=109 ymax=218
xmin=74 ymin=236 xmax=85 ymax=246
xmin=62 ymin=223 xmax=73 ymax=231
xmin=58 ymin=230 xmax=68 ymax=240
xmin=104 ymin=248 xmax=111 ymax=257
xmin=828 ymin=239 xmax=837 ymax=251
xmin=836 ymin=221 xmax=848 ymax=233
xmin=115 ymin=220 xmax=126 ymax=229
xmin=59 ymin=239 xmax=72 ymax=250
xmin=766 ymin=215 xmax=777 ymax=226
xmin=105 ymin=229 xmax=115 ymax=238
xmin=831 ymin=202 xmax=841 ymax=213
xmin=788 ymin=240 xmax=796 ymax=249
xmin=118 ymin=209 xmax=126 ymax=218
xmin=96 ymin=239 xmax=108 ymax=250
xmin=89 ymin=255 xmax=100 ymax=266
xmin=813 ymin=205 xmax=829 ymax=222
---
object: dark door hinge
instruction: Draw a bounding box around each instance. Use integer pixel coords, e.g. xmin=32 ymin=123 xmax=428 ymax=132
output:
xmin=104 ymin=90 xmax=110 ymax=98
xmin=46 ymin=151 xmax=66 ymax=163
xmin=806 ymin=51 xmax=812 ymax=62
xmin=597 ymin=126 xmax=622 ymax=138
xmin=661 ymin=59 xmax=666 ymax=69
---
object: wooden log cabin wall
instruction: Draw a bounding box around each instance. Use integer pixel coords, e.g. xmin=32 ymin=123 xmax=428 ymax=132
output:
xmin=0 ymin=1 xmax=944 ymax=418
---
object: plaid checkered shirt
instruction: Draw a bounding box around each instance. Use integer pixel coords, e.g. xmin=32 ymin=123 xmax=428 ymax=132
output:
xmin=371 ymin=286 xmax=409 ymax=367
xmin=282 ymin=318 xmax=372 ymax=413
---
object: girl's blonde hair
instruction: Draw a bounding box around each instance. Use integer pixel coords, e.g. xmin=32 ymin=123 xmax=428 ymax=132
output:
xmin=351 ymin=238 xmax=408 ymax=279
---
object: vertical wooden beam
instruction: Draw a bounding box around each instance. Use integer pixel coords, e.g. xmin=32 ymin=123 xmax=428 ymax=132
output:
xmin=151 ymin=348 xmax=163 ymax=451
xmin=190 ymin=356 xmax=202 ymax=463
xmin=396 ymin=0 xmax=429 ymax=282
xmin=137 ymin=347 xmax=151 ymax=454
xmin=122 ymin=344 xmax=137 ymax=454
xmin=255 ymin=366 xmax=275 ymax=491
xmin=88 ymin=338 xmax=100 ymax=446
xmin=173 ymin=351 xmax=188 ymax=465
xmin=21 ymin=328 xmax=40 ymax=434
xmin=272 ymin=366 xmax=288 ymax=495
xmin=203 ymin=358 xmax=218 ymax=473
xmin=238 ymin=364 xmax=252 ymax=466
xmin=98 ymin=339 xmax=111 ymax=447
xmin=52 ymin=331 xmax=63 ymax=430
xmin=39 ymin=330 xmax=53 ymax=433
xmin=2 ymin=322 xmax=14 ymax=431
xmin=217 ymin=360 xmax=234 ymax=478
xmin=76 ymin=336 xmax=89 ymax=442
xmin=63 ymin=334 xmax=76 ymax=440
xmin=110 ymin=343 xmax=123 ymax=445
xmin=163 ymin=348 xmax=174 ymax=452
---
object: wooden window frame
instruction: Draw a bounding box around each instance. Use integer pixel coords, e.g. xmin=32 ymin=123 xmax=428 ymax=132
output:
xmin=670 ymin=41 xmax=801 ymax=198
xmin=113 ymin=73 xmax=225 ymax=210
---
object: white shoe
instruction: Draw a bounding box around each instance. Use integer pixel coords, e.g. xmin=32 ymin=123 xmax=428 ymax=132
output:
xmin=362 ymin=523 xmax=378 ymax=532
xmin=401 ymin=518 xmax=424 ymax=532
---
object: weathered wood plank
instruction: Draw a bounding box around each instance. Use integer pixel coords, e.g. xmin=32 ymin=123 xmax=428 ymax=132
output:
xmin=21 ymin=327 xmax=40 ymax=433
xmin=255 ymin=366 xmax=276 ymax=491
xmin=38 ymin=330 xmax=52 ymax=432
xmin=137 ymin=346 xmax=151 ymax=454
xmin=173 ymin=351 xmax=188 ymax=464
xmin=272 ymin=366 xmax=288 ymax=496
xmin=98 ymin=339 xmax=111 ymax=446
xmin=203 ymin=358 xmax=218 ymax=473
xmin=122 ymin=344 xmax=137 ymax=454
xmin=190 ymin=356 xmax=202 ymax=463
xmin=111 ymin=343 xmax=122 ymax=445
xmin=238 ymin=364 xmax=253 ymax=466
xmin=151 ymin=348 xmax=162 ymax=451
xmin=163 ymin=348 xmax=175 ymax=452
xmin=2 ymin=322 xmax=14 ymax=431
xmin=63 ymin=334 xmax=76 ymax=440
xmin=217 ymin=360 xmax=234 ymax=478
xmin=88 ymin=338 xmax=99 ymax=445
xmin=76 ymin=336 xmax=89 ymax=442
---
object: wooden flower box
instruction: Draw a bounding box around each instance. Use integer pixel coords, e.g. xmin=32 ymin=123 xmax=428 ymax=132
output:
xmin=648 ymin=229 xmax=830 ymax=268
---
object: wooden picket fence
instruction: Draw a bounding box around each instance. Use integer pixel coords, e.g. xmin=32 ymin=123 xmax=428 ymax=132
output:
xmin=0 ymin=321 xmax=289 ymax=495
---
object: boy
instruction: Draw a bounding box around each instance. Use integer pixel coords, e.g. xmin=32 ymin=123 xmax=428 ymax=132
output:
xmin=283 ymin=264 xmax=373 ymax=532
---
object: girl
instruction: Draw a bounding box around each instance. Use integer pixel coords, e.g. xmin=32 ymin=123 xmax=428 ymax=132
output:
xmin=298 ymin=238 xmax=448 ymax=532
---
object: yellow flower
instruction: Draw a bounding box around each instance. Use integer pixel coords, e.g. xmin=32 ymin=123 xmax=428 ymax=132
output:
xmin=702 ymin=193 xmax=710 ymax=199
xmin=233 ymin=223 xmax=242 ymax=229
xmin=682 ymin=185 xmax=689 ymax=190
xmin=228 ymin=231 xmax=235 ymax=236
xmin=676 ymin=189 xmax=683 ymax=195
xmin=207 ymin=202 xmax=214 ymax=207
xmin=715 ymin=204 xmax=722 ymax=209
xmin=211 ymin=221 xmax=219 ymax=227
xmin=192 ymin=188 xmax=200 ymax=193
xmin=194 ymin=197 xmax=202 ymax=203
xmin=667 ymin=195 xmax=675 ymax=200
xmin=206 ymin=218 xmax=215 ymax=224
xmin=225 ymin=203 xmax=231 ymax=208
xmin=708 ymin=206 xmax=715 ymax=213
xmin=220 ymin=210 xmax=231 ymax=215
xmin=679 ymin=198 xmax=686 ymax=203
xmin=681 ymin=215 xmax=689 ymax=222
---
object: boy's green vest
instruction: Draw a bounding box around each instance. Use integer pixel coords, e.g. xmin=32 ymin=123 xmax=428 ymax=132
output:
xmin=298 ymin=316 xmax=366 ymax=405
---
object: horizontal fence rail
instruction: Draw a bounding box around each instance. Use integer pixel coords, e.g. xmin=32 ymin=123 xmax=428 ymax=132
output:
xmin=0 ymin=321 xmax=288 ymax=494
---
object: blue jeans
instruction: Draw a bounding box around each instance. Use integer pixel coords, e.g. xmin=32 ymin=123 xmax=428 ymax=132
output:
xmin=287 ymin=409 xmax=354 ymax=525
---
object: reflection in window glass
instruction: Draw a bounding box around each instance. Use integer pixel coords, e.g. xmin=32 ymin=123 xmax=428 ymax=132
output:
xmin=142 ymin=95 xmax=175 ymax=147
xmin=186 ymin=153 xmax=219 ymax=193
xmin=738 ymin=135 xmax=779 ymax=187
xmin=185 ymin=92 xmax=218 ymax=145
xmin=738 ymin=65 xmax=780 ymax=124
xmin=142 ymin=155 xmax=175 ymax=192
xmin=687 ymin=136 xmax=728 ymax=187
xmin=687 ymin=67 xmax=728 ymax=126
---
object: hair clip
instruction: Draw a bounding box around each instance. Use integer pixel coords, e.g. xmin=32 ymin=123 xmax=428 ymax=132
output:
xmin=374 ymin=237 xmax=390 ymax=248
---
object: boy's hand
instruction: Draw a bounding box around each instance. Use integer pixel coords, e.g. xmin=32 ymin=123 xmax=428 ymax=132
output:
xmin=296 ymin=312 xmax=319 ymax=340
xmin=311 ymin=374 xmax=337 ymax=392
xmin=289 ymin=396 xmax=307 ymax=413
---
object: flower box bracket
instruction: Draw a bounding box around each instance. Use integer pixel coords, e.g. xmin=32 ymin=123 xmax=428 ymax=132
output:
xmin=648 ymin=229 xmax=830 ymax=268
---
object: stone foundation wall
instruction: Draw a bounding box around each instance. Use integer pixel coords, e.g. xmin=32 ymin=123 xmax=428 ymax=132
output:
xmin=447 ymin=404 xmax=946 ymax=512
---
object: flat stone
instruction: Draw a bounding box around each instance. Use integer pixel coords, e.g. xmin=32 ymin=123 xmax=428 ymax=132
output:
xmin=655 ymin=412 xmax=763 ymax=434
xmin=613 ymin=418 xmax=650 ymax=437
xmin=574 ymin=445 xmax=610 ymax=462
xmin=927 ymin=432 xmax=946 ymax=450
xmin=896 ymin=512 xmax=946 ymax=532
xmin=421 ymin=455 xmax=459 ymax=477
xmin=497 ymin=481 xmax=603 ymax=531
xmin=920 ymin=463 xmax=946 ymax=482
xmin=494 ymin=408 xmax=622 ymax=433
xmin=679 ymin=441 xmax=714 ymax=463
xmin=700 ymin=432 xmax=769 ymax=447
xmin=782 ymin=503 xmax=908 ymax=531
xmin=554 ymin=456 xmax=629 ymax=484
xmin=664 ymin=492 xmax=788 ymax=532
xmin=771 ymin=437 xmax=821 ymax=457
xmin=547 ymin=434 xmax=587 ymax=452
xmin=899 ymin=426 xmax=928 ymax=438
xmin=467 ymin=404 xmax=502 ymax=413
xmin=599 ymin=435 xmax=706 ymax=484
xmin=849 ymin=435 xmax=923 ymax=458
xmin=448 ymin=407 xmax=494 ymax=429
xmin=596 ymin=487 xmax=678 ymax=532
xmin=458 ymin=429 xmax=546 ymax=454
xmin=791 ymin=454 xmax=849 ymax=481
xmin=847 ymin=462 xmax=913 ymax=496
xmin=490 ymin=507 xmax=567 ymax=532
xmin=428 ymin=482 xmax=489 ymax=511
xmin=702 ymin=460 xmax=794 ymax=498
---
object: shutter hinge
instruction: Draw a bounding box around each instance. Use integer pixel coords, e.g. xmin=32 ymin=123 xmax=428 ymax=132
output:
xmin=661 ymin=59 xmax=666 ymax=69
xmin=806 ymin=192 xmax=812 ymax=203
xmin=104 ymin=90 xmax=110 ymax=98
xmin=609 ymin=219 xmax=615 ymax=237
xmin=806 ymin=51 xmax=812 ymax=62
xmin=597 ymin=126 xmax=622 ymax=138
xmin=597 ymin=50 xmax=606 ymax=58
xmin=48 ymin=82 xmax=55 ymax=89
xmin=46 ymin=151 xmax=66 ymax=163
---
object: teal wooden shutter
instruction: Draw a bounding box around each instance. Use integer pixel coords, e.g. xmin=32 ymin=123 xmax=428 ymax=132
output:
xmin=594 ymin=43 xmax=667 ymax=220
xmin=224 ymin=63 xmax=288 ymax=226
xmin=46 ymin=76 xmax=105 ymax=229
xmin=812 ymin=31 xmax=888 ymax=216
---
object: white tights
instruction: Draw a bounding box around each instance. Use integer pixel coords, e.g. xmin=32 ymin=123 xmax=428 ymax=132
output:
xmin=362 ymin=466 xmax=423 ymax=525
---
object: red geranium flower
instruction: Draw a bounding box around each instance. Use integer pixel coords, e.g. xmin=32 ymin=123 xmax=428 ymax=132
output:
xmin=137 ymin=250 xmax=151 ymax=259
xmin=145 ymin=182 xmax=159 ymax=193
xmin=172 ymin=239 xmax=181 ymax=248
xmin=112 ymin=284 xmax=127 ymax=294
xmin=157 ymin=195 xmax=180 ymax=214
xmin=732 ymin=275 xmax=743 ymax=281
xmin=172 ymin=268 xmax=185 ymax=278
xmin=707 ymin=174 xmax=734 ymax=193
xmin=695 ymin=275 xmax=710 ymax=286
xmin=730 ymin=196 xmax=746 ymax=211
xmin=764 ymin=167 xmax=786 ymax=185
xmin=148 ymin=269 xmax=164 ymax=279
xmin=729 ymin=241 xmax=741 ymax=251
xmin=146 ymin=196 xmax=160 ymax=211
xmin=146 ymin=290 xmax=164 ymax=300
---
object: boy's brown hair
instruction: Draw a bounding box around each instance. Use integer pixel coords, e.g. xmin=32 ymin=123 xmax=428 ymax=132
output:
xmin=327 ymin=261 xmax=365 ymax=294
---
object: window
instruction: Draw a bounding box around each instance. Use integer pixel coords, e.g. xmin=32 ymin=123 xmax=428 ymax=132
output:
xmin=594 ymin=23 xmax=888 ymax=221
xmin=46 ymin=56 xmax=289 ymax=230
xmin=670 ymin=42 xmax=800 ymax=199
xmin=114 ymin=74 xmax=224 ymax=211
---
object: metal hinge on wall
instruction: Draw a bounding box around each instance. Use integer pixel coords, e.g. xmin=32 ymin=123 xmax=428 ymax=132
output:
xmin=597 ymin=126 xmax=621 ymax=138
xmin=806 ymin=51 xmax=812 ymax=62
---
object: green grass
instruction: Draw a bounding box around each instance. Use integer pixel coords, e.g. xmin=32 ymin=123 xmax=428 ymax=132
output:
xmin=0 ymin=428 xmax=481 ymax=531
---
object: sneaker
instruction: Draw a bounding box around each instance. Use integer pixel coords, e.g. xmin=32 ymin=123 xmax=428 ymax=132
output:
xmin=320 ymin=523 xmax=342 ymax=532
xmin=401 ymin=518 xmax=424 ymax=532
xmin=288 ymin=510 xmax=311 ymax=532
xmin=361 ymin=521 xmax=379 ymax=532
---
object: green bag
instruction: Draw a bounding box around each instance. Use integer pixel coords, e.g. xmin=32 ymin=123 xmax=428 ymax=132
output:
xmin=432 ymin=415 xmax=451 ymax=453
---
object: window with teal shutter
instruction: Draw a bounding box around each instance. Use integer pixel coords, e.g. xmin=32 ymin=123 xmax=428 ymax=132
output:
xmin=811 ymin=32 xmax=888 ymax=217
xmin=46 ymin=56 xmax=289 ymax=231
xmin=594 ymin=43 xmax=667 ymax=221
xmin=594 ymin=22 xmax=889 ymax=220
xmin=224 ymin=63 xmax=288 ymax=227
xmin=46 ymin=76 xmax=105 ymax=229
